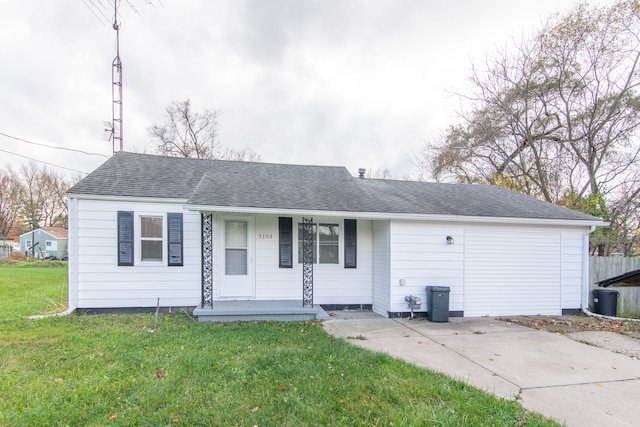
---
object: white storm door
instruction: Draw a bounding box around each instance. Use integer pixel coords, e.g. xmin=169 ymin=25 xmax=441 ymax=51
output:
xmin=219 ymin=218 xmax=254 ymax=298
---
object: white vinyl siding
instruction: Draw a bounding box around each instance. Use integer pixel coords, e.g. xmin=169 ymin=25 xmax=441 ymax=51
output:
xmin=561 ymin=231 xmax=584 ymax=310
xmin=69 ymin=197 xmax=589 ymax=315
xmin=464 ymin=228 xmax=561 ymax=317
xmin=71 ymin=199 xmax=201 ymax=308
xmin=388 ymin=221 xmax=464 ymax=314
xmin=372 ymin=220 xmax=391 ymax=315
xmin=251 ymin=216 xmax=373 ymax=305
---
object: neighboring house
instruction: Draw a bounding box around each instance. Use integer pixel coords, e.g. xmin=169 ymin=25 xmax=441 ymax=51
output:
xmin=20 ymin=227 xmax=69 ymax=259
xmin=67 ymin=152 xmax=605 ymax=320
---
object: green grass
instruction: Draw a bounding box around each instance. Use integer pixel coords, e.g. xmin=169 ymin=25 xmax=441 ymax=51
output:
xmin=0 ymin=263 xmax=558 ymax=426
xmin=0 ymin=261 xmax=68 ymax=320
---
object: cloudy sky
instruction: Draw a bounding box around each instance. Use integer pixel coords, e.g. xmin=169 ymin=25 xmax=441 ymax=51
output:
xmin=0 ymin=0 xmax=614 ymax=180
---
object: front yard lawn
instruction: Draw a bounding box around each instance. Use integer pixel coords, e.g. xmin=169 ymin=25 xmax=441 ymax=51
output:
xmin=0 ymin=263 xmax=557 ymax=426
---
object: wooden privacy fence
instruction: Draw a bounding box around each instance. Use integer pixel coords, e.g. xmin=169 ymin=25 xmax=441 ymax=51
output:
xmin=589 ymin=256 xmax=640 ymax=318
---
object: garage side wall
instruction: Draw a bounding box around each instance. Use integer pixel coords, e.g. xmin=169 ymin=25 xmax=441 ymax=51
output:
xmin=388 ymin=220 xmax=464 ymax=315
xmin=387 ymin=220 xmax=588 ymax=317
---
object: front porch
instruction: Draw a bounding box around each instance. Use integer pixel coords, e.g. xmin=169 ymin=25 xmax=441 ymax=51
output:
xmin=193 ymin=300 xmax=331 ymax=322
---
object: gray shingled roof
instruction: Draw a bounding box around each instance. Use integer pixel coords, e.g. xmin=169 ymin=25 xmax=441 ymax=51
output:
xmin=69 ymin=152 xmax=601 ymax=222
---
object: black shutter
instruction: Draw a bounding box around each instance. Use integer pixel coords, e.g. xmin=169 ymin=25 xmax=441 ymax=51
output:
xmin=279 ymin=217 xmax=293 ymax=268
xmin=344 ymin=219 xmax=357 ymax=268
xmin=117 ymin=211 xmax=134 ymax=266
xmin=167 ymin=213 xmax=184 ymax=266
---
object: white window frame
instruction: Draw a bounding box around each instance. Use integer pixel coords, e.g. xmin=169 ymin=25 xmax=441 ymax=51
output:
xmin=138 ymin=214 xmax=165 ymax=264
xmin=295 ymin=219 xmax=342 ymax=266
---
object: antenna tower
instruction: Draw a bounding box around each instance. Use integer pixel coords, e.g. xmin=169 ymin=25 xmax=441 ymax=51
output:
xmin=112 ymin=0 xmax=123 ymax=152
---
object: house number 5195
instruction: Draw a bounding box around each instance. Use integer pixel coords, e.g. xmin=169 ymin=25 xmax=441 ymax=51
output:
xmin=257 ymin=233 xmax=273 ymax=240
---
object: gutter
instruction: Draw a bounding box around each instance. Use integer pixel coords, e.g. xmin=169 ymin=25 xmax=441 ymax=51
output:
xmin=185 ymin=204 xmax=605 ymax=227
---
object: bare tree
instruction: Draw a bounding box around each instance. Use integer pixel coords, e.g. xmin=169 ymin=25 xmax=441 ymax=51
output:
xmin=418 ymin=0 xmax=640 ymax=254
xmin=216 ymin=146 xmax=262 ymax=162
xmin=368 ymin=168 xmax=393 ymax=179
xmin=149 ymin=99 xmax=220 ymax=159
xmin=19 ymin=163 xmax=49 ymax=230
xmin=0 ymin=168 xmax=24 ymax=238
xmin=149 ymin=99 xmax=261 ymax=161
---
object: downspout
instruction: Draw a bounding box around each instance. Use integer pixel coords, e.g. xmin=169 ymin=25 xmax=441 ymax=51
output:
xmin=581 ymin=225 xmax=597 ymax=316
xmin=28 ymin=307 xmax=75 ymax=320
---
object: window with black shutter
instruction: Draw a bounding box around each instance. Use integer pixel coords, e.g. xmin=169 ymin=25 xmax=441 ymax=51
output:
xmin=279 ymin=217 xmax=293 ymax=268
xmin=344 ymin=219 xmax=357 ymax=268
xmin=117 ymin=211 xmax=134 ymax=266
xmin=167 ymin=213 xmax=184 ymax=266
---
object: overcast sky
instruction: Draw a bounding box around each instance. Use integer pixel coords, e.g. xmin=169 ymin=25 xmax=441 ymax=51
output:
xmin=0 ymin=0 xmax=615 ymax=180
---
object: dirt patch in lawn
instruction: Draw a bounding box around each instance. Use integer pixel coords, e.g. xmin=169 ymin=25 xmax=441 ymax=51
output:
xmin=498 ymin=314 xmax=640 ymax=340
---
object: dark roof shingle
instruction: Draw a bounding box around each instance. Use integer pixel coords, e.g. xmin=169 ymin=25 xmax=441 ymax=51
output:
xmin=69 ymin=152 xmax=601 ymax=222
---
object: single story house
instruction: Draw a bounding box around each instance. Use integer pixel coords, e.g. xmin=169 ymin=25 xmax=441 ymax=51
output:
xmin=67 ymin=152 xmax=604 ymax=321
xmin=20 ymin=226 xmax=68 ymax=259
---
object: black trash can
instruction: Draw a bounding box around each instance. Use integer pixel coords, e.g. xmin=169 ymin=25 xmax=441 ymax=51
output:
xmin=426 ymin=286 xmax=450 ymax=322
xmin=592 ymin=288 xmax=619 ymax=316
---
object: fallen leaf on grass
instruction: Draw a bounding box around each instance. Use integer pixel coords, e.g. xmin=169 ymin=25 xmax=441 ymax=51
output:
xmin=156 ymin=369 xmax=164 ymax=378
xmin=108 ymin=414 xmax=118 ymax=420
xmin=250 ymin=406 xmax=259 ymax=413
xmin=54 ymin=378 xmax=63 ymax=384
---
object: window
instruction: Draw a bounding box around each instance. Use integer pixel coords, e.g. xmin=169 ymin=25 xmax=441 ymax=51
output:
xmin=46 ymin=241 xmax=52 ymax=248
xmin=140 ymin=216 xmax=163 ymax=262
xmin=298 ymin=223 xmax=339 ymax=264
xmin=278 ymin=217 xmax=293 ymax=268
xmin=344 ymin=219 xmax=357 ymax=268
xmin=117 ymin=211 xmax=134 ymax=266
xmin=118 ymin=212 xmax=184 ymax=266
xmin=225 ymin=220 xmax=247 ymax=275
xmin=167 ymin=213 xmax=184 ymax=266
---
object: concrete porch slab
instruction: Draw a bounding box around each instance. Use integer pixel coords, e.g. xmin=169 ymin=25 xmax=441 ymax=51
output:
xmin=193 ymin=300 xmax=329 ymax=322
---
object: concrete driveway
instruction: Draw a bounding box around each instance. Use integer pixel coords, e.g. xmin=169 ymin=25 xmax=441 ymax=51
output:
xmin=323 ymin=312 xmax=640 ymax=427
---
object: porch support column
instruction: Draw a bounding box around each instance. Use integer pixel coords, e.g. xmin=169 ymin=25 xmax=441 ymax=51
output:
xmin=201 ymin=213 xmax=213 ymax=308
xmin=302 ymin=217 xmax=314 ymax=307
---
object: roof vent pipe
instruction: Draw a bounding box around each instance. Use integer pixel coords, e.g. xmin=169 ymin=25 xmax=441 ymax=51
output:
xmin=358 ymin=168 xmax=366 ymax=179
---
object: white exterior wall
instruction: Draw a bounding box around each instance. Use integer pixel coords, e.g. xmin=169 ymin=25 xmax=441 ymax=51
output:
xmin=372 ymin=220 xmax=391 ymax=315
xmin=71 ymin=198 xmax=202 ymax=308
xmin=561 ymin=231 xmax=584 ymax=310
xmin=464 ymin=227 xmax=561 ymax=316
xmin=214 ymin=215 xmax=374 ymax=304
xmin=387 ymin=220 xmax=588 ymax=317
xmin=388 ymin=221 xmax=464 ymax=314
xmin=69 ymin=196 xmax=589 ymax=315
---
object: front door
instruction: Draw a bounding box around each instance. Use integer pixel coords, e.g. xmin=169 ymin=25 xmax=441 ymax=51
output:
xmin=219 ymin=218 xmax=254 ymax=298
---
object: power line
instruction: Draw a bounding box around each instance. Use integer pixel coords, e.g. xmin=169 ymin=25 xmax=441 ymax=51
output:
xmin=0 ymin=132 xmax=109 ymax=158
xmin=81 ymin=0 xmax=108 ymax=25
xmin=0 ymin=148 xmax=90 ymax=175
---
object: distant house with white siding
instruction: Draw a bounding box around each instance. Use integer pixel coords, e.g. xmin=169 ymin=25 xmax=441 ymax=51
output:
xmin=20 ymin=226 xmax=68 ymax=259
xmin=67 ymin=152 xmax=605 ymax=321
